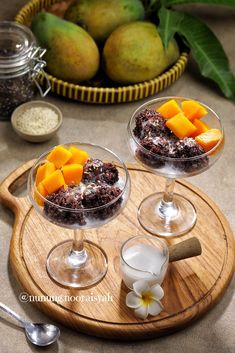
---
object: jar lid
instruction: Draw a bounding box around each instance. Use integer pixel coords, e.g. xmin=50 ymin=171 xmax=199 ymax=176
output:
xmin=0 ymin=21 xmax=36 ymax=73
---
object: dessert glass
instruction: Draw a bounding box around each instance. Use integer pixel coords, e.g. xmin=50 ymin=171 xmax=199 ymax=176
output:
xmin=127 ymin=97 xmax=224 ymax=237
xmin=28 ymin=143 xmax=130 ymax=288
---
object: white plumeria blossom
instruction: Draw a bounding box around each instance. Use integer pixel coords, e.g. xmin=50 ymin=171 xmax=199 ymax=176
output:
xmin=126 ymin=280 xmax=164 ymax=320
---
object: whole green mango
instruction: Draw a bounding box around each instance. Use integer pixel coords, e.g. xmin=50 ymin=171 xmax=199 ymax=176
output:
xmin=64 ymin=0 xmax=145 ymax=43
xmin=32 ymin=12 xmax=100 ymax=83
xmin=102 ymin=21 xmax=180 ymax=84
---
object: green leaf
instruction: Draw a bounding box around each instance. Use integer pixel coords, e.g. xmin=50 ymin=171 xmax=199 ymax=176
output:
xmin=163 ymin=0 xmax=235 ymax=7
xmin=158 ymin=7 xmax=235 ymax=100
xmin=158 ymin=7 xmax=184 ymax=47
xmin=178 ymin=12 xmax=235 ymax=100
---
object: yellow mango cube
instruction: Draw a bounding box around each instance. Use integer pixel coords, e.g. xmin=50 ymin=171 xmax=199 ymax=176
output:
xmin=62 ymin=164 xmax=83 ymax=185
xmin=195 ymin=129 xmax=222 ymax=152
xmin=181 ymin=100 xmax=208 ymax=121
xmin=166 ymin=113 xmax=197 ymax=139
xmin=157 ymin=99 xmax=182 ymax=119
xmin=36 ymin=162 xmax=56 ymax=186
xmin=47 ymin=146 xmax=72 ymax=168
xmin=67 ymin=146 xmax=89 ymax=165
xmin=191 ymin=119 xmax=209 ymax=138
xmin=42 ymin=170 xmax=65 ymax=194
xmin=35 ymin=182 xmax=48 ymax=206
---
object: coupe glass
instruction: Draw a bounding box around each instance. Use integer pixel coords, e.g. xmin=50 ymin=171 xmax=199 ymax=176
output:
xmin=28 ymin=143 xmax=130 ymax=288
xmin=127 ymin=97 xmax=224 ymax=237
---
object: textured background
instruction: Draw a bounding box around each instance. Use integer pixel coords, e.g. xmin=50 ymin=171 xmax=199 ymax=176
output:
xmin=0 ymin=1 xmax=234 ymax=352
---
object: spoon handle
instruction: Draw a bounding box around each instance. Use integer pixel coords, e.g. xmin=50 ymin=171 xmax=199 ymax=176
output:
xmin=0 ymin=302 xmax=28 ymax=328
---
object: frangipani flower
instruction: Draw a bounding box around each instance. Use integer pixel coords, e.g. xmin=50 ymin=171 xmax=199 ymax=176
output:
xmin=126 ymin=280 xmax=164 ymax=320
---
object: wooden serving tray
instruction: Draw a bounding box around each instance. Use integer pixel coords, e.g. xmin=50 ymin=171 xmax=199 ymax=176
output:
xmin=0 ymin=161 xmax=234 ymax=340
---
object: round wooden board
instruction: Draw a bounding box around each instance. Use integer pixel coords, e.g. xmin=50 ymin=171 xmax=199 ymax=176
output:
xmin=0 ymin=161 xmax=234 ymax=340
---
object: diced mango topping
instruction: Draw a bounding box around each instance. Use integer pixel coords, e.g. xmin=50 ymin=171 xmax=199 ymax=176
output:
xmin=195 ymin=129 xmax=222 ymax=152
xmin=36 ymin=162 xmax=56 ymax=186
xmin=62 ymin=164 xmax=83 ymax=185
xmin=191 ymin=119 xmax=209 ymax=138
xmin=47 ymin=146 xmax=72 ymax=168
xmin=157 ymin=99 xmax=182 ymax=119
xmin=42 ymin=169 xmax=65 ymax=194
xmin=182 ymin=100 xmax=208 ymax=121
xmin=67 ymin=146 xmax=89 ymax=165
xmin=166 ymin=113 xmax=197 ymax=139
xmin=35 ymin=182 xmax=48 ymax=206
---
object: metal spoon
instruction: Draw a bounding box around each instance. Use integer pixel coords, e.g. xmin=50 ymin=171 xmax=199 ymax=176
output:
xmin=0 ymin=302 xmax=60 ymax=346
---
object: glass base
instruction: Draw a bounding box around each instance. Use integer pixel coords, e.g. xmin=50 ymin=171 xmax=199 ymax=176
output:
xmin=47 ymin=240 xmax=108 ymax=288
xmin=138 ymin=192 xmax=197 ymax=237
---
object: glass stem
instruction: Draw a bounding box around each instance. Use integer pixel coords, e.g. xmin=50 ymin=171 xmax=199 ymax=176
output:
xmin=67 ymin=230 xmax=87 ymax=268
xmin=158 ymin=178 xmax=178 ymax=219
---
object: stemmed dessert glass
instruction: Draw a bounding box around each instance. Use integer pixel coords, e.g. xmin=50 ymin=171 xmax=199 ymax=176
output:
xmin=127 ymin=97 xmax=224 ymax=237
xmin=28 ymin=143 xmax=130 ymax=288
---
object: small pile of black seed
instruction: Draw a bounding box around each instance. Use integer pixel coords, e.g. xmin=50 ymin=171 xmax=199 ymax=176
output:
xmin=82 ymin=183 xmax=122 ymax=220
xmin=133 ymin=108 xmax=209 ymax=172
xmin=133 ymin=108 xmax=171 ymax=139
xmin=44 ymin=186 xmax=86 ymax=226
xmin=83 ymin=158 xmax=119 ymax=185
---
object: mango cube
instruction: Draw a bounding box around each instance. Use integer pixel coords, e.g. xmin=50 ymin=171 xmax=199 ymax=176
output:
xmin=166 ymin=113 xmax=197 ymax=139
xmin=62 ymin=164 xmax=83 ymax=185
xmin=67 ymin=146 xmax=89 ymax=165
xmin=42 ymin=170 xmax=65 ymax=194
xmin=36 ymin=162 xmax=56 ymax=186
xmin=47 ymin=146 xmax=72 ymax=168
xmin=35 ymin=182 xmax=48 ymax=206
xmin=191 ymin=119 xmax=209 ymax=138
xmin=157 ymin=99 xmax=182 ymax=119
xmin=195 ymin=129 xmax=222 ymax=152
xmin=182 ymin=100 xmax=208 ymax=121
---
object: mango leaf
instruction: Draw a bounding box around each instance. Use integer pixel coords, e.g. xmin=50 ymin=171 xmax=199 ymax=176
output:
xmin=158 ymin=6 xmax=184 ymax=47
xmin=162 ymin=0 xmax=235 ymax=7
xmin=158 ymin=8 xmax=235 ymax=100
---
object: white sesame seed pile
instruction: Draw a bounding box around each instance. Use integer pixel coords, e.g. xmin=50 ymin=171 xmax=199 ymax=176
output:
xmin=15 ymin=106 xmax=59 ymax=135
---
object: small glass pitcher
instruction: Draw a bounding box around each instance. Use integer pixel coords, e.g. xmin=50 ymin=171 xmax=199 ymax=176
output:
xmin=120 ymin=235 xmax=169 ymax=289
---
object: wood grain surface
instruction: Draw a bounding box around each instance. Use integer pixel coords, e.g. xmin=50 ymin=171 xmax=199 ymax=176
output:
xmin=0 ymin=161 xmax=234 ymax=340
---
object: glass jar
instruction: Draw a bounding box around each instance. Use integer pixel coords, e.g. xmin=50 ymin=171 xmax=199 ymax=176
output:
xmin=0 ymin=21 xmax=50 ymax=120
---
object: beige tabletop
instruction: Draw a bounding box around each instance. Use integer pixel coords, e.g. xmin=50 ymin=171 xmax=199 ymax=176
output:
xmin=0 ymin=1 xmax=235 ymax=352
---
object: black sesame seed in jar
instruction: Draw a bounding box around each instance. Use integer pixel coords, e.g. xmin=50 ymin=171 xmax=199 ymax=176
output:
xmin=0 ymin=22 xmax=49 ymax=120
xmin=0 ymin=72 xmax=36 ymax=119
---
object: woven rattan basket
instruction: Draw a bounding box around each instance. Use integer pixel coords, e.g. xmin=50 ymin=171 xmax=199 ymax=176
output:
xmin=15 ymin=0 xmax=189 ymax=104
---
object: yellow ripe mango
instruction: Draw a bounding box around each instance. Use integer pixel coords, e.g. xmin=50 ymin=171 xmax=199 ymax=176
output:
xmin=35 ymin=182 xmax=48 ymax=206
xmin=47 ymin=146 xmax=72 ymax=168
xmin=157 ymin=99 xmax=182 ymax=119
xmin=62 ymin=164 xmax=83 ymax=185
xmin=181 ymin=100 xmax=208 ymax=121
xmin=36 ymin=162 xmax=56 ymax=186
xmin=166 ymin=113 xmax=197 ymax=139
xmin=195 ymin=129 xmax=222 ymax=152
xmin=42 ymin=169 xmax=66 ymax=194
xmin=67 ymin=146 xmax=89 ymax=165
xmin=191 ymin=119 xmax=209 ymax=138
